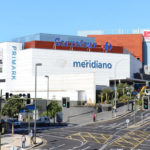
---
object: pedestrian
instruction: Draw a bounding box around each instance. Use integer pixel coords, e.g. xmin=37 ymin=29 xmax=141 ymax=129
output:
xmin=93 ymin=113 xmax=96 ymax=122
xmin=29 ymin=130 xmax=34 ymax=145
xmin=21 ymin=134 xmax=26 ymax=148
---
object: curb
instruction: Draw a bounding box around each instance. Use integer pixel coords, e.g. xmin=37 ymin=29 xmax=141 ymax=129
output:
xmin=129 ymin=119 xmax=150 ymax=129
xmin=31 ymin=140 xmax=43 ymax=149
xmin=22 ymin=137 xmax=44 ymax=150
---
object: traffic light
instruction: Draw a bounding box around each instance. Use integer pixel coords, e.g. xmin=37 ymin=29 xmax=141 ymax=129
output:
xmin=19 ymin=93 xmax=26 ymax=97
xmin=62 ymin=98 xmax=66 ymax=107
xmin=143 ymin=96 xmax=149 ymax=110
xmin=27 ymin=93 xmax=31 ymax=104
xmin=5 ymin=93 xmax=13 ymax=99
xmin=6 ymin=92 xmax=9 ymax=99
xmin=9 ymin=93 xmax=13 ymax=97
xmin=67 ymin=101 xmax=70 ymax=108
xmin=23 ymin=94 xmax=26 ymax=97
xmin=19 ymin=93 xmax=23 ymax=97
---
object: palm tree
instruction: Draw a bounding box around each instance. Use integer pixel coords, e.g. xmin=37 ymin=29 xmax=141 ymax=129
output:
xmin=2 ymin=95 xmax=24 ymax=134
xmin=47 ymin=100 xmax=62 ymax=123
xmin=101 ymin=87 xmax=113 ymax=104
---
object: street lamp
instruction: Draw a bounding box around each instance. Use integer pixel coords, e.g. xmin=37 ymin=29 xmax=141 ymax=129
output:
xmin=126 ymin=86 xmax=131 ymax=111
xmin=114 ymin=59 xmax=126 ymax=116
xmin=34 ymin=63 xmax=42 ymax=144
xmin=45 ymin=75 xmax=49 ymax=117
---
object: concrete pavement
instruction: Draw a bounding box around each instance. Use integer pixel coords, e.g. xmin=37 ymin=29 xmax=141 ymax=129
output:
xmin=129 ymin=115 xmax=150 ymax=129
xmin=67 ymin=104 xmax=132 ymax=126
xmin=2 ymin=134 xmax=43 ymax=150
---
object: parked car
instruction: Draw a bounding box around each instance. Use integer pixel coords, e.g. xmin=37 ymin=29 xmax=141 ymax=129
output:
xmin=7 ymin=118 xmax=21 ymax=127
xmin=37 ymin=117 xmax=50 ymax=126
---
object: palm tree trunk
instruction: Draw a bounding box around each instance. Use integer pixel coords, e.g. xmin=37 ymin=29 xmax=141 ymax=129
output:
xmin=53 ymin=117 xmax=55 ymax=123
xmin=12 ymin=120 xmax=14 ymax=134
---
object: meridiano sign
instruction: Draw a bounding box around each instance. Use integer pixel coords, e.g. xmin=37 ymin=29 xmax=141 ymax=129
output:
xmin=73 ymin=60 xmax=112 ymax=69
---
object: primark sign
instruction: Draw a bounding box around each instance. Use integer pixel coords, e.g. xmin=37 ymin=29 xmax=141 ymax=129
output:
xmin=11 ymin=46 xmax=17 ymax=80
xmin=54 ymin=38 xmax=112 ymax=52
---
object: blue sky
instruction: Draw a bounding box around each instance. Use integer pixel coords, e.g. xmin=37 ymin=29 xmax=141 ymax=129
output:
xmin=0 ymin=0 xmax=150 ymax=42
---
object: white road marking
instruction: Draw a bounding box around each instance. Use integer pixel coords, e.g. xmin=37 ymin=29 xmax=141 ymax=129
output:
xmin=38 ymin=134 xmax=67 ymax=140
xmin=98 ymin=122 xmax=126 ymax=130
xmin=80 ymin=146 xmax=91 ymax=150
xmin=67 ymin=138 xmax=87 ymax=150
xmin=140 ymin=143 xmax=150 ymax=147
xmin=144 ymin=113 xmax=150 ymax=117
xmin=49 ymin=144 xmax=65 ymax=150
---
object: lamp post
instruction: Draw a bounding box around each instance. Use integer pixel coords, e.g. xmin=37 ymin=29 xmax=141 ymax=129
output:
xmin=45 ymin=75 xmax=49 ymax=117
xmin=34 ymin=63 xmax=42 ymax=144
xmin=126 ymin=87 xmax=131 ymax=111
xmin=114 ymin=59 xmax=126 ymax=116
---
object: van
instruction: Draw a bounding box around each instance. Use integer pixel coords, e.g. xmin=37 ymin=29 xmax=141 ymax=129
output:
xmin=37 ymin=117 xmax=50 ymax=126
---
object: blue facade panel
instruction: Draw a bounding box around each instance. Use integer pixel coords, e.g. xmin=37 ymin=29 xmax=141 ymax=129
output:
xmin=12 ymin=33 xmax=95 ymax=43
xmin=143 ymin=41 xmax=150 ymax=65
xmin=12 ymin=33 xmax=41 ymax=43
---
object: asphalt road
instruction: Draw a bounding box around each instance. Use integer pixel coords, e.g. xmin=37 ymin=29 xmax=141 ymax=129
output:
xmin=15 ymin=110 xmax=150 ymax=150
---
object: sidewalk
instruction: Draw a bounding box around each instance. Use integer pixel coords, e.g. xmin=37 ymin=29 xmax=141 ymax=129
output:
xmin=2 ymin=134 xmax=43 ymax=150
xmin=129 ymin=116 xmax=150 ymax=129
xmin=67 ymin=104 xmax=131 ymax=126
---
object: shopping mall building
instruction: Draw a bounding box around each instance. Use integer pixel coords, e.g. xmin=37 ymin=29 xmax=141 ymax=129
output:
xmin=0 ymin=32 xmax=149 ymax=105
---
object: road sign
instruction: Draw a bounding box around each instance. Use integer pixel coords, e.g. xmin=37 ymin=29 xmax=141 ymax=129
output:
xmin=126 ymin=119 xmax=130 ymax=124
xmin=126 ymin=119 xmax=130 ymax=128
xmin=33 ymin=110 xmax=39 ymax=120
xmin=127 ymin=92 xmax=130 ymax=95
xmin=137 ymin=93 xmax=140 ymax=99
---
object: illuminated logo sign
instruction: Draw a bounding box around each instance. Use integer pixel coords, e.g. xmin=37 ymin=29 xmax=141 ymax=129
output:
xmin=105 ymin=42 xmax=112 ymax=52
xmin=11 ymin=46 xmax=17 ymax=80
xmin=54 ymin=38 xmax=112 ymax=52
xmin=73 ymin=60 xmax=112 ymax=69
xmin=54 ymin=38 xmax=97 ymax=49
xmin=144 ymin=31 xmax=150 ymax=42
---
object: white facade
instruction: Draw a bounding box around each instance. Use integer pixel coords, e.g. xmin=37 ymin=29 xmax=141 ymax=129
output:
xmin=0 ymin=42 xmax=142 ymax=104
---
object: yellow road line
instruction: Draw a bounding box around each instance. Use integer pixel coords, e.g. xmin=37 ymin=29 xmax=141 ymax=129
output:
xmin=67 ymin=136 xmax=72 ymax=139
xmin=100 ymin=134 xmax=107 ymax=141
xmin=87 ymin=132 xmax=100 ymax=144
xmin=66 ymin=132 xmax=113 ymax=144
xmin=119 ymin=137 xmax=136 ymax=146
xmin=129 ymin=133 xmax=146 ymax=140
xmin=111 ymin=138 xmax=129 ymax=148
xmin=100 ymin=134 xmax=112 ymax=144
xmin=133 ymin=136 xmax=150 ymax=149
xmin=133 ymin=131 xmax=150 ymax=149
xmin=124 ymin=134 xmax=142 ymax=143
xmin=110 ymin=130 xmax=150 ymax=149
xmin=137 ymin=130 xmax=150 ymax=136
xmin=78 ymin=132 xmax=87 ymax=142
